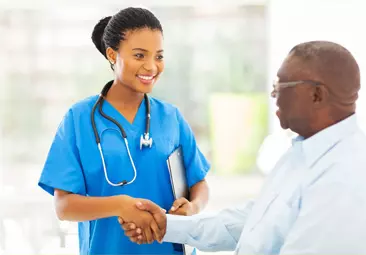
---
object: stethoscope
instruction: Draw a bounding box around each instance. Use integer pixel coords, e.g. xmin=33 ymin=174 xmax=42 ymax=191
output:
xmin=91 ymin=80 xmax=152 ymax=187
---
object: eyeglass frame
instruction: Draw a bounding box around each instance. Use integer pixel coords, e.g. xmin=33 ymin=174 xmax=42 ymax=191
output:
xmin=272 ymin=79 xmax=324 ymax=97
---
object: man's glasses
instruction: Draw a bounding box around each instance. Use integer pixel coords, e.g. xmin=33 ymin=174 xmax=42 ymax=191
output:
xmin=272 ymin=79 xmax=323 ymax=97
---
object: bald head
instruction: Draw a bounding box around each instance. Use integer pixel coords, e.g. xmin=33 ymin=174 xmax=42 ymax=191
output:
xmin=288 ymin=41 xmax=360 ymax=109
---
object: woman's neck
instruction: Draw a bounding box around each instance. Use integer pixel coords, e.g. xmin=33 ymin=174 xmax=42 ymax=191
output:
xmin=105 ymin=80 xmax=144 ymax=110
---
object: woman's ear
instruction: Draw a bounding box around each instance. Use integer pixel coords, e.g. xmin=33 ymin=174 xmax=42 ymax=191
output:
xmin=106 ymin=47 xmax=116 ymax=65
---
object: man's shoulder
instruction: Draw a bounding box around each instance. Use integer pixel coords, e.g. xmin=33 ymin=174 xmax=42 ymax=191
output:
xmin=304 ymin=129 xmax=366 ymax=192
xmin=334 ymin=129 xmax=366 ymax=172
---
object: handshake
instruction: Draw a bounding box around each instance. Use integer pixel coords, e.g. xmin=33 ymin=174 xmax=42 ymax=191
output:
xmin=117 ymin=195 xmax=197 ymax=244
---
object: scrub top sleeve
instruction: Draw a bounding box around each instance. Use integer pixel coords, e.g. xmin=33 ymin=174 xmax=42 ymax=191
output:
xmin=176 ymin=108 xmax=210 ymax=188
xmin=38 ymin=109 xmax=86 ymax=196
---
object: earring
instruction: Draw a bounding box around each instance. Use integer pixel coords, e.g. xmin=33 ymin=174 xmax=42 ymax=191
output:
xmin=109 ymin=61 xmax=115 ymax=71
xmin=108 ymin=58 xmax=115 ymax=65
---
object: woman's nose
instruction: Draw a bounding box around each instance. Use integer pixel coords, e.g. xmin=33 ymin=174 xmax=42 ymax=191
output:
xmin=142 ymin=59 xmax=157 ymax=73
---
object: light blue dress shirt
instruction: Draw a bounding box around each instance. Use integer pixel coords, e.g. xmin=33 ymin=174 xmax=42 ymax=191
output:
xmin=164 ymin=114 xmax=366 ymax=254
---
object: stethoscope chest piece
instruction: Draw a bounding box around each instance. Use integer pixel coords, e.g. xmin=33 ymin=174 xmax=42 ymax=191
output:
xmin=140 ymin=133 xmax=153 ymax=150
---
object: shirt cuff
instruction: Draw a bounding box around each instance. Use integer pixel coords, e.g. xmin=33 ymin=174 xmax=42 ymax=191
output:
xmin=163 ymin=214 xmax=193 ymax=244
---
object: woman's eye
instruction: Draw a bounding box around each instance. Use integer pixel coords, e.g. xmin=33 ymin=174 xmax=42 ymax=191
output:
xmin=135 ymin=53 xmax=144 ymax=59
xmin=156 ymin=55 xmax=164 ymax=60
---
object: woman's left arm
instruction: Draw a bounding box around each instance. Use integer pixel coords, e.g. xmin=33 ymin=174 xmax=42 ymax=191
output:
xmin=169 ymin=108 xmax=211 ymax=216
xmin=190 ymin=179 xmax=209 ymax=212
xmin=169 ymin=179 xmax=209 ymax=215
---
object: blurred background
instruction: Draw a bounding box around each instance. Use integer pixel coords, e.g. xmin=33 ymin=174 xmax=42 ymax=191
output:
xmin=1 ymin=0 xmax=366 ymax=254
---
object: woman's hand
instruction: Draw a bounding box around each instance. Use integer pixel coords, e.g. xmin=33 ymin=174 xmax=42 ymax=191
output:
xmin=169 ymin=197 xmax=198 ymax=216
xmin=118 ymin=199 xmax=167 ymax=244
xmin=117 ymin=196 xmax=163 ymax=244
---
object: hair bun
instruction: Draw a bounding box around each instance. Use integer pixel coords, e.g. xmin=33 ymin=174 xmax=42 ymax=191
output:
xmin=91 ymin=16 xmax=112 ymax=58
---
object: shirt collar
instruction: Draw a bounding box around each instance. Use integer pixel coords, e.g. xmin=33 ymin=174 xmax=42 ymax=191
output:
xmin=291 ymin=114 xmax=360 ymax=167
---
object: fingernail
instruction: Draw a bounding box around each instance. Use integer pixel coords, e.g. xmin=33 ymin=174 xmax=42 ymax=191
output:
xmin=138 ymin=235 xmax=142 ymax=240
xmin=131 ymin=225 xmax=136 ymax=230
xmin=161 ymin=208 xmax=166 ymax=213
xmin=136 ymin=228 xmax=141 ymax=234
xmin=171 ymin=206 xmax=175 ymax=211
xmin=136 ymin=201 xmax=142 ymax=206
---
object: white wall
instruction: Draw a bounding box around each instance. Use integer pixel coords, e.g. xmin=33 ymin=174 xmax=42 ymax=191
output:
xmin=268 ymin=0 xmax=366 ymax=132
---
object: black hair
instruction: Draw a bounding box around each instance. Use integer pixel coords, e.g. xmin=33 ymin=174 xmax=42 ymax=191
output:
xmin=91 ymin=7 xmax=163 ymax=65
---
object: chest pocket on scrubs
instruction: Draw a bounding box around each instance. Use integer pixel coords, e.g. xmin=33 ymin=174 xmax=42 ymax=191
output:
xmin=150 ymin=121 xmax=178 ymax=160
xmin=154 ymin=135 xmax=176 ymax=155
xmin=100 ymin=128 xmax=136 ymax=185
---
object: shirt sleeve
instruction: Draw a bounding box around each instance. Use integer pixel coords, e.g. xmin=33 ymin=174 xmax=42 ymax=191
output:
xmin=163 ymin=201 xmax=255 ymax=252
xmin=38 ymin=109 xmax=86 ymax=196
xmin=280 ymin=181 xmax=366 ymax=254
xmin=176 ymin=108 xmax=210 ymax=188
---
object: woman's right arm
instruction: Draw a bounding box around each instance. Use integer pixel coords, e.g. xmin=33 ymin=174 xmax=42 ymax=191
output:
xmin=54 ymin=189 xmax=164 ymax=243
xmin=39 ymin=109 xmax=126 ymax=222
xmin=54 ymin=189 xmax=126 ymax=222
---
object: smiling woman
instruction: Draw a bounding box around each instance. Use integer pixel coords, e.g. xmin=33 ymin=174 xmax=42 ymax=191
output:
xmin=91 ymin=9 xmax=165 ymax=100
xmin=37 ymin=7 xmax=210 ymax=255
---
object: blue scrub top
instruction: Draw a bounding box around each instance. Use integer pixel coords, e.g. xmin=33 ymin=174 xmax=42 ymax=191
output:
xmin=38 ymin=95 xmax=210 ymax=255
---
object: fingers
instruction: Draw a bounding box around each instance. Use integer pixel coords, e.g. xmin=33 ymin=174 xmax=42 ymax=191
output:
xmin=150 ymin=219 xmax=163 ymax=243
xmin=129 ymin=235 xmax=143 ymax=244
xmin=136 ymin=232 xmax=146 ymax=245
xmin=122 ymin=222 xmax=136 ymax=231
xmin=152 ymin=210 xmax=167 ymax=235
xmin=123 ymin=220 xmax=164 ymax=244
xmin=143 ymin=226 xmax=154 ymax=244
xmin=125 ymin=228 xmax=141 ymax=237
xmin=170 ymin=197 xmax=189 ymax=212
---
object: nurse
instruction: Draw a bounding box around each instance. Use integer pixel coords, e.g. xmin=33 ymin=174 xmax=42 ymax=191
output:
xmin=38 ymin=7 xmax=210 ymax=255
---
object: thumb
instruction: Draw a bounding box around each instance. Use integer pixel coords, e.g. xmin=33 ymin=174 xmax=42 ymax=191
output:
xmin=171 ymin=197 xmax=189 ymax=212
xmin=136 ymin=199 xmax=165 ymax=214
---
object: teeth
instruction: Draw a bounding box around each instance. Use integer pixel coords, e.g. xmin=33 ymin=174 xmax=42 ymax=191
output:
xmin=138 ymin=75 xmax=154 ymax=80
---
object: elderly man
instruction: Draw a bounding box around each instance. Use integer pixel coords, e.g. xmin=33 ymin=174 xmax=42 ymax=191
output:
xmin=120 ymin=41 xmax=366 ymax=254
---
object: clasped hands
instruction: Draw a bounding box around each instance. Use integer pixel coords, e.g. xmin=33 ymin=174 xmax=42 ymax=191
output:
xmin=118 ymin=196 xmax=197 ymax=244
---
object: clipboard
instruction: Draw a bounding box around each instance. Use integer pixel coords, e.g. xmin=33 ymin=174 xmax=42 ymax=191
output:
xmin=167 ymin=146 xmax=189 ymax=200
xmin=166 ymin=146 xmax=194 ymax=255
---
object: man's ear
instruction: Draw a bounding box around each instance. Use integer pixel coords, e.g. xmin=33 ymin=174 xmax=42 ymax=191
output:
xmin=106 ymin=47 xmax=117 ymax=65
xmin=313 ymin=85 xmax=329 ymax=107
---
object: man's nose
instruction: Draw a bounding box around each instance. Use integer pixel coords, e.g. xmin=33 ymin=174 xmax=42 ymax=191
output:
xmin=270 ymin=85 xmax=277 ymax=98
xmin=270 ymin=90 xmax=277 ymax=98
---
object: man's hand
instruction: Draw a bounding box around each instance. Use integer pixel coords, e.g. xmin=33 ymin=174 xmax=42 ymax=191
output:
xmin=169 ymin=197 xmax=198 ymax=216
xmin=117 ymin=197 xmax=165 ymax=244
xmin=119 ymin=200 xmax=167 ymax=244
